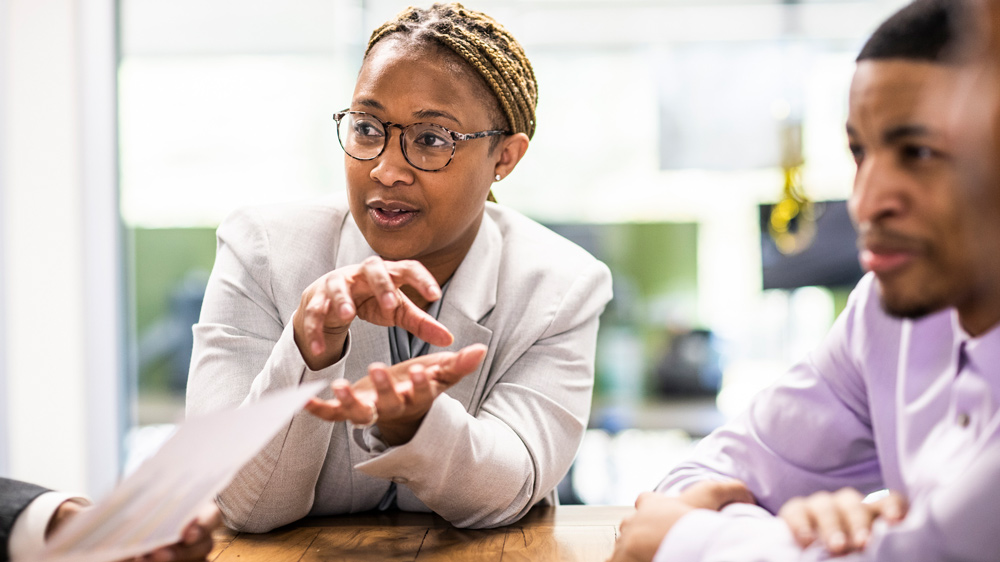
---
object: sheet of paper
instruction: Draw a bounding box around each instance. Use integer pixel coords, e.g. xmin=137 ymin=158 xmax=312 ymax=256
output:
xmin=38 ymin=381 xmax=326 ymax=562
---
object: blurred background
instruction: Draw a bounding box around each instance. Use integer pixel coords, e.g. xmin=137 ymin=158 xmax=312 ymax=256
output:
xmin=1 ymin=0 xmax=907 ymax=502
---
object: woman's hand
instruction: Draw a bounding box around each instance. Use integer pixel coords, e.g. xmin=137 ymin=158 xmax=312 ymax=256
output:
xmin=304 ymin=344 xmax=488 ymax=445
xmin=293 ymin=257 xmax=453 ymax=371
xmin=779 ymin=488 xmax=908 ymax=556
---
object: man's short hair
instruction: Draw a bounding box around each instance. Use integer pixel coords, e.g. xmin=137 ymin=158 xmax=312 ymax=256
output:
xmin=857 ymin=0 xmax=970 ymax=63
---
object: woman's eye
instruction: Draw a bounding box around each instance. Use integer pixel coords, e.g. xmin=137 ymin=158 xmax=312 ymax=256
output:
xmin=353 ymin=120 xmax=383 ymax=138
xmin=413 ymin=130 xmax=450 ymax=148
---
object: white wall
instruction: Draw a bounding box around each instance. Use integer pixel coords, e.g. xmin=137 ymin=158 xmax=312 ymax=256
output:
xmin=0 ymin=0 xmax=124 ymax=498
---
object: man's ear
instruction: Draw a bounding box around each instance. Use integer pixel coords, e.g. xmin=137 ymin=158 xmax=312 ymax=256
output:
xmin=492 ymin=132 xmax=530 ymax=181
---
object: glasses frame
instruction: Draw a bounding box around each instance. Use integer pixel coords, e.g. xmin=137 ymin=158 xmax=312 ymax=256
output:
xmin=333 ymin=109 xmax=511 ymax=172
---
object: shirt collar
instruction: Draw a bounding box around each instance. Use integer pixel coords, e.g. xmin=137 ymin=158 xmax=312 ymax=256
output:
xmin=952 ymin=309 xmax=1000 ymax=394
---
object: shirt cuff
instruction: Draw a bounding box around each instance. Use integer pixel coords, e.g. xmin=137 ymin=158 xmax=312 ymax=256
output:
xmin=353 ymin=394 xmax=466 ymax=476
xmin=9 ymin=492 xmax=92 ymax=561
xmin=654 ymin=503 xmax=799 ymax=562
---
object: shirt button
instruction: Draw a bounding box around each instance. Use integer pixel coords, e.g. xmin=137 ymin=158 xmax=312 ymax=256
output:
xmin=391 ymin=477 xmax=408 ymax=484
xmin=957 ymin=413 xmax=971 ymax=428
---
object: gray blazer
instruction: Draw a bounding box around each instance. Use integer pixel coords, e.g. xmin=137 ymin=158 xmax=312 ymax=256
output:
xmin=187 ymin=196 xmax=612 ymax=532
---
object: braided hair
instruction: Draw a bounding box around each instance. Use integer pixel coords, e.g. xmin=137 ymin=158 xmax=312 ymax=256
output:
xmin=367 ymin=3 xmax=538 ymax=142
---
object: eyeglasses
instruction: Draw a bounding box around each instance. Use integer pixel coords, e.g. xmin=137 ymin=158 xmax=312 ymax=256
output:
xmin=333 ymin=110 xmax=510 ymax=172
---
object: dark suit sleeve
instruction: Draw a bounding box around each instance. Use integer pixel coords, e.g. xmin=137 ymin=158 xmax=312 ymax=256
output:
xmin=0 ymin=478 xmax=51 ymax=562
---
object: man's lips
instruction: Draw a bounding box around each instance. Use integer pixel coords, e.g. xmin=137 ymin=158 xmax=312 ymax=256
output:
xmin=858 ymin=249 xmax=916 ymax=274
xmin=856 ymin=228 xmax=925 ymax=275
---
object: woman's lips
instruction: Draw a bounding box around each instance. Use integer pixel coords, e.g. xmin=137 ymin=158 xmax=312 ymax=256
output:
xmin=368 ymin=205 xmax=418 ymax=230
xmin=859 ymin=248 xmax=915 ymax=274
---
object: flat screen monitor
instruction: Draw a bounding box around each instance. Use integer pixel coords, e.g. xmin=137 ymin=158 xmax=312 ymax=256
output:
xmin=759 ymin=200 xmax=864 ymax=290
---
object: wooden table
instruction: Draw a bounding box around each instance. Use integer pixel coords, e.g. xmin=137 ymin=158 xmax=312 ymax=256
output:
xmin=209 ymin=505 xmax=634 ymax=561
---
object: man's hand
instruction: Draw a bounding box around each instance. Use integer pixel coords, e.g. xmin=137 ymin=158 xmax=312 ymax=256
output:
xmin=304 ymin=344 xmax=488 ymax=445
xmin=134 ymin=503 xmax=222 ymax=562
xmin=609 ymin=481 xmax=754 ymax=562
xmin=778 ymin=488 xmax=908 ymax=556
xmin=676 ymin=479 xmax=755 ymax=511
xmin=47 ymin=501 xmax=222 ymax=562
xmin=45 ymin=499 xmax=87 ymax=541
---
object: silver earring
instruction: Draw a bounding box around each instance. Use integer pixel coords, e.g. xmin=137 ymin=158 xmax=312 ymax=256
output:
xmin=495 ymin=174 xmax=502 ymax=182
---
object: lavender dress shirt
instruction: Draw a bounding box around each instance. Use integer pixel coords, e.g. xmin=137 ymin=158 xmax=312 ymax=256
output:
xmin=654 ymin=273 xmax=1000 ymax=561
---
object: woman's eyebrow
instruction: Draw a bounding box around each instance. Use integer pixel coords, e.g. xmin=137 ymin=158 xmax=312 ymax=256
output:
xmin=413 ymin=108 xmax=462 ymax=126
xmin=355 ymin=98 xmax=384 ymax=111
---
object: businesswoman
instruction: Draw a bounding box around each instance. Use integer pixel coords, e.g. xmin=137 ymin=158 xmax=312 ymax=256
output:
xmin=186 ymin=2 xmax=612 ymax=533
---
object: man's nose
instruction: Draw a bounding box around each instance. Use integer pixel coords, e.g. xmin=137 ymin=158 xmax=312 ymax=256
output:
xmin=849 ymin=155 xmax=908 ymax=227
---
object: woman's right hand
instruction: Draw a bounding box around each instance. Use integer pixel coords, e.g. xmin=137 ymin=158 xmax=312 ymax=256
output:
xmin=293 ymin=256 xmax=454 ymax=370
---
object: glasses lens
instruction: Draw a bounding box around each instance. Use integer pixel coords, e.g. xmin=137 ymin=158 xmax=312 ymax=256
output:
xmin=402 ymin=123 xmax=455 ymax=171
xmin=338 ymin=113 xmax=385 ymax=160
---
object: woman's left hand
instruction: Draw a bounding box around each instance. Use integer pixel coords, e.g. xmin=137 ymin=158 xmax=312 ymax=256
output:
xmin=304 ymin=344 xmax=488 ymax=445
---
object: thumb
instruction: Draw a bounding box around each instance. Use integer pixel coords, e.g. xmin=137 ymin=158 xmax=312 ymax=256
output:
xmin=438 ymin=344 xmax=488 ymax=383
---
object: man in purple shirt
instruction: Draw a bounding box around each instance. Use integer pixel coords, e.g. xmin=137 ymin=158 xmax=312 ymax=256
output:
xmin=610 ymin=0 xmax=1000 ymax=560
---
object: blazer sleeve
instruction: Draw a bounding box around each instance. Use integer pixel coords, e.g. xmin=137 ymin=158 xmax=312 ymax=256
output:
xmin=0 ymin=478 xmax=49 ymax=562
xmin=354 ymin=258 xmax=613 ymax=528
xmin=186 ymin=208 xmax=348 ymax=533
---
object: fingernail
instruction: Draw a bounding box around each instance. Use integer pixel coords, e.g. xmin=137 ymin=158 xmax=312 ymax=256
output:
xmin=412 ymin=369 xmax=426 ymax=383
xmin=828 ymin=532 xmax=846 ymax=551
xmin=381 ymin=292 xmax=396 ymax=308
xmin=184 ymin=526 xmax=201 ymax=544
xmin=428 ymin=285 xmax=441 ymax=299
xmin=884 ymin=505 xmax=900 ymax=521
xmin=373 ymin=370 xmax=387 ymax=385
xmin=335 ymin=386 xmax=348 ymax=399
xmin=312 ymin=341 xmax=324 ymax=355
xmin=854 ymin=529 xmax=869 ymax=547
xmin=340 ymin=303 xmax=353 ymax=318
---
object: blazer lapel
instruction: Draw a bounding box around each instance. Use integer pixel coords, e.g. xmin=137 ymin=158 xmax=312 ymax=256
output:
xmin=436 ymin=212 xmax=501 ymax=411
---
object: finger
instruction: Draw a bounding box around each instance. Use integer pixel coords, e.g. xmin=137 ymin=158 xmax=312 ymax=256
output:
xmin=149 ymin=533 xmax=214 ymax=562
xmin=185 ymin=504 xmax=221 ymax=544
xmin=409 ymin=365 xmax=434 ymax=407
xmin=389 ymin=260 xmax=443 ymax=303
xmin=834 ymin=488 xmax=871 ymax=551
xmin=359 ymin=256 xmax=399 ymax=312
xmin=431 ymin=344 xmax=488 ymax=385
xmin=371 ymin=364 xmax=404 ymax=414
xmin=394 ymin=299 xmax=454 ymax=348
xmin=303 ymin=291 xmax=332 ymax=356
xmin=807 ymin=492 xmax=849 ymax=555
xmin=331 ymin=380 xmax=378 ymax=423
xmin=324 ymin=272 xmax=355 ymax=324
xmin=304 ymin=397 xmax=347 ymax=422
xmin=875 ymin=491 xmax=908 ymax=524
xmin=634 ymin=491 xmax=658 ymax=509
xmin=779 ymin=497 xmax=817 ymax=548
xmin=709 ymin=480 xmax=755 ymax=508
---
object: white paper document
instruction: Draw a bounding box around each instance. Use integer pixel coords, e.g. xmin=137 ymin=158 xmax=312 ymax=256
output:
xmin=38 ymin=381 xmax=326 ymax=562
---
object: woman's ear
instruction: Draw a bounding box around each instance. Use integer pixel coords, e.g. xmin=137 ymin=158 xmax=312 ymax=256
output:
xmin=492 ymin=132 xmax=530 ymax=181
